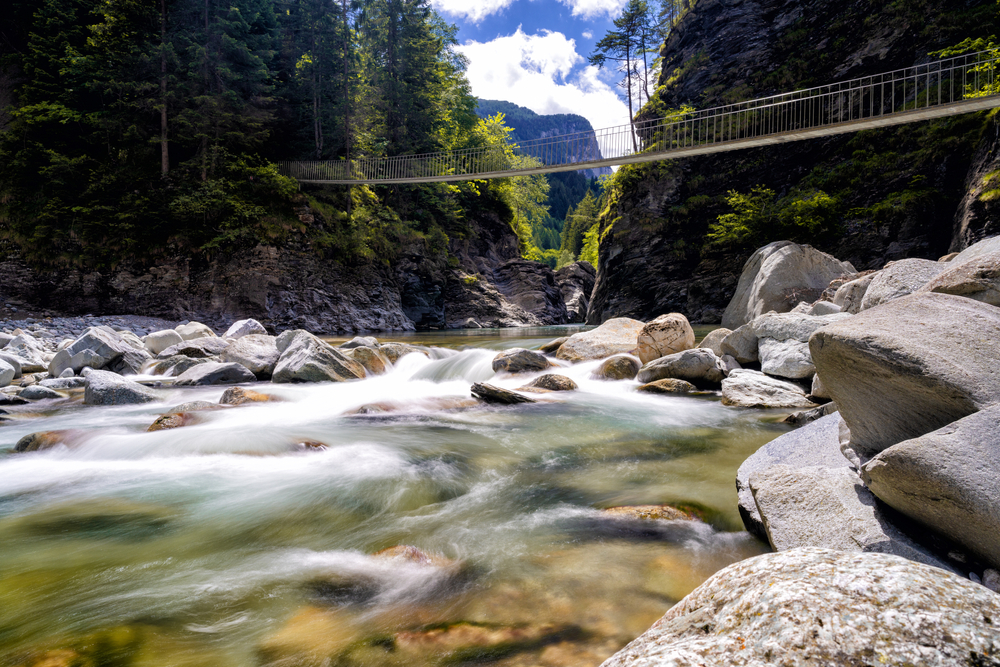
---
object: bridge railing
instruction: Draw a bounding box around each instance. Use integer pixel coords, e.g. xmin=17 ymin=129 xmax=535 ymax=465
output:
xmin=279 ymin=48 xmax=1000 ymax=184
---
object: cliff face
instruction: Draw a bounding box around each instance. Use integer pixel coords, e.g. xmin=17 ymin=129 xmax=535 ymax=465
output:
xmin=588 ymin=0 xmax=1000 ymax=325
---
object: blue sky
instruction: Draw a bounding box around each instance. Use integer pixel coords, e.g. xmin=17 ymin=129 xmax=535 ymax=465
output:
xmin=429 ymin=0 xmax=633 ymax=131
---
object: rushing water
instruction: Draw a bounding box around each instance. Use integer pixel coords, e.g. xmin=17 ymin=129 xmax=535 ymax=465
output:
xmin=0 ymin=326 xmax=786 ymax=667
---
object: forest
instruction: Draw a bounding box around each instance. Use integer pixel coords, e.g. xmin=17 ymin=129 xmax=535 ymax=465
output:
xmin=0 ymin=0 xmax=607 ymax=274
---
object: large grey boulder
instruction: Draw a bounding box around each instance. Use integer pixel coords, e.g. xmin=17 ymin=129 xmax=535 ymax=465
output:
xmin=919 ymin=249 xmax=1000 ymax=306
xmin=221 ymin=334 xmax=279 ymax=380
xmin=862 ymin=406 xmax=1000 ymax=570
xmin=952 ymin=234 xmax=1000 ymax=264
xmin=556 ymin=318 xmax=644 ymax=362
xmin=698 ymin=328 xmax=730 ymax=357
xmin=471 ymin=382 xmax=537 ymax=405
xmin=157 ymin=337 xmax=231 ymax=359
xmin=48 ymin=327 xmax=150 ymax=377
xmin=20 ymin=385 xmax=64 ymax=400
xmin=593 ymin=355 xmax=641 ymax=381
xmin=721 ymin=369 xmax=816 ymax=409
xmin=149 ymin=355 xmax=214 ymax=377
xmin=636 ymin=348 xmax=725 ymax=388
xmin=174 ymin=321 xmax=217 ymax=341
xmin=555 ymin=261 xmax=596 ymax=323
xmin=491 ymin=348 xmax=550 ymax=374
xmin=0 ymin=353 xmax=22 ymax=379
xmin=5 ymin=334 xmax=48 ymax=373
xmin=810 ymin=292 xmax=1000 ymax=459
xmin=143 ymin=329 xmax=184 ymax=355
xmin=753 ymin=311 xmax=852 ymax=380
xmin=722 ymin=241 xmax=856 ymax=330
xmin=750 ymin=465 xmax=951 ymax=569
xmin=601 ymin=548 xmax=1000 ymax=667
xmin=0 ymin=359 xmax=14 ymax=388
xmin=84 ymin=370 xmax=161 ymax=405
xmin=859 ymin=258 xmax=947 ymax=311
xmin=338 ymin=336 xmax=380 ymax=350
xmin=173 ymin=362 xmax=257 ymax=386
xmin=735 ymin=413 xmax=849 ymax=539
xmin=0 ymin=332 xmax=13 ymax=348
xmin=343 ymin=346 xmax=390 ymax=376
xmin=223 ymin=318 xmax=267 ymax=340
xmin=719 ymin=323 xmax=758 ymax=364
xmin=635 ymin=313 xmax=695 ymax=364
xmin=272 ymin=330 xmax=366 ymax=383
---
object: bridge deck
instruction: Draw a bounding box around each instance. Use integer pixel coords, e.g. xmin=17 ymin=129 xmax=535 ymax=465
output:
xmin=278 ymin=50 xmax=1000 ymax=185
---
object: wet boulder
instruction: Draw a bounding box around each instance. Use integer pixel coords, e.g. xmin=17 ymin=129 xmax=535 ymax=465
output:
xmin=593 ymin=355 xmax=641 ymax=381
xmin=810 ymin=292 xmax=1000 ymax=458
xmin=148 ymin=355 xmax=214 ymax=376
xmin=555 ymin=261 xmax=596 ymax=323
xmin=538 ymin=337 xmax=569 ymax=354
xmin=601 ymin=548 xmax=1000 ymax=667
xmin=84 ymin=370 xmax=161 ymax=406
xmin=338 ymin=336 xmax=379 ymax=350
xmin=635 ymin=313 xmax=695 ymax=364
xmin=379 ymin=342 xmax=430 ymax=364
xmin=223 ymin=318 xmax=267 ymax=340
xmin=19 ymin=385 xmax=64 ymax=401
xmin=721 ymin=369 xmax=816 ymax=409
xmin=15 ymin=430 xmax=91 ymax=453
xmin=637 ymin=378 xmax=697 ymax=394
xmin=221 ymin=334 xmax=280 ymax=380
xmin=861 ymin=405 xmax=1000 ymax=570
xmin=555 ymin=318 xmax=644 ymax=362
xmin=860 ymin=258 xmax=947 ymax=311
xmin=636 ymin=348 xmax=725 ymax=388
xmin=174 ymin=321 xmax=216 ymax=340
xmin=147 ymin=412 xmax=205 ymax=432
xmin=219 ymin=386 xmax=277 ymax=406
xmin=273 ymin=330 xmax=366 ymax=384
xmin=173 ymin=362 xmax=256 ymax=386
xmin=471 ymin=382 xmax=537 ymax=405
xmin=343 ymin=346 xmax=390 ymax=376
xmin=491 ymin=348 xmax=550 ymax=374
xmin=142 ymin=329 xmax=183 ymax=355
xmin=722 ymin=241 xmax=856 ymax=330
xmin=519 ymin=374 xmax=578 ymax=392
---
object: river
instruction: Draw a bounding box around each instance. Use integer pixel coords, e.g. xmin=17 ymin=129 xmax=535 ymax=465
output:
xmin=0 ymin=326 xmax=785 ymax=667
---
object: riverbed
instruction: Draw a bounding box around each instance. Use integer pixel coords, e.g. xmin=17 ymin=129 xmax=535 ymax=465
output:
xmin=0 ymin=326 xmax=782 ymax=666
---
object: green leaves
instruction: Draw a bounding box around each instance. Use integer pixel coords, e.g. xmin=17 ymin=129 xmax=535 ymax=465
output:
xmin=707 ymin=186 xmax=842 ymax=250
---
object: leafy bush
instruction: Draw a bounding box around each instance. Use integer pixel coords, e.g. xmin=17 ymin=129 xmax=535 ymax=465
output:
xmin=707 ymin=186 xmax=842 ymax=249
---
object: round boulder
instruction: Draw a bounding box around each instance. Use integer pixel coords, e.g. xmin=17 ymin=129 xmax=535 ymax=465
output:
xmin=555 ymin=318 xmax=644 ymax=362
xmin=593 ymin=355 xmax=641 ymax=381
xmin=521 ymin=374 xmax=578 ymax=391
xmin=491 ymin=348 xmax=550 ymax=374
xmin=635 ymin=313 xmax=695 ymax=364
xmin=637 ymin=378 xmax=697 ymax=394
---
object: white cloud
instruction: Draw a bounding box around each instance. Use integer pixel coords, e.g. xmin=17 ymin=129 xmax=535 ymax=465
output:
xmin=558 ymin=0 xmax=627 ymax=19
xmin=457 ymin=28 xmax=630 ymax=133
xmin=581 ymin=30 xmax=594 ymax=39
xmin=429 ymin=0 xmax=517 ymax=23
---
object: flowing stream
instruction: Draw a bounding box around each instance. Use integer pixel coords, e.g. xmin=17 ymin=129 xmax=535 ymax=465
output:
xmin=0 ymin=326 xmax=785 ymax=667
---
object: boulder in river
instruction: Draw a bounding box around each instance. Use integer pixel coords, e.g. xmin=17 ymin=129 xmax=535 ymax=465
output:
xmin=719 ymin=324 xmax=758 ymax=364
xmin=471 ymin=382 xmax=537 ymax=405
xmin=750 ymin=465 xmax=951 ymax=569
xmin=859 ymin=258 xmax=947 ymax=311
xmin=84 ymin=370 xmax=161 ymax=406
xmin=0 ymin=352 xmax=22 ymax=379
xmin=635 ymin=313 xmax=695 ymax=364
xmin=173 ymin=362 xmax=257 ymax=386
xmin=538 ymin=336 xmax=568 ymax=355
xmin=636 ymin=348 xmax=725 ymax=388
xmin=219 ymin=386 xmax=277 ymax=406
xmin=174 ymin=321 xmax=217 ymax=341
xmin=223 ymin=318 xmax=267 ymax=340
xmin=721 ymin=241 xmax=856 ymax=329
xmin=148 ymin=412 xmax=204 ymax=432
xmin=338 ymin=335 xmax=380 ymax=350
xmin=0 ymin=359 xmax=13 ymax=388
xmin=555 ymin=318 xmax=644 ymax=362
xmin=273 ymin=330 xmax=366 ymax=383
xmin=491 ymin=348 xmax=550 ymax=374
xmin=520 ymin=374 xmax=577 ymax=392
xmin=918 ymin=248 xmax=1000 ymax=306
xmin=5 ymin=333 xmax=49 ymax=373
xmin=721 ymin=369 xmax=816 ymax=409
xmin=142 ymin=329 xmax=184 ymax=355
xmin=19 ymin=385 xmax=64 ymax=401
xmin=600 ymin=548 xmax=1000 ymax=667
xmin=781 ymin=401 xmax=837 ymax=426
xmin=810 ymin=292 xmax=1000 ymax=459
xmin=15 ymin=430 xmax=90 ymax=453
xmin=149 ymin=355 xmax=214 ymax=377
xmin=157 ymin=337 xmax=230 ymax=359
xmin=379 ymin=342 xmax=430 ymax=364
xmin=698 ymin=328 xmax=730 ymax=357
xmin=637 ymin=378 xmax=697 ymax=394
xmin=735 ymin=413 xmax=848 ymax=539
xmin=343 ymin=346 xmax=390 ymax=376
xmin=593 ymin=355 xmax=641 ymax=381
xmin=861 ymin=405 xmax=1000 ymax=570
xmin=556 ymin=261 xmax=596 ymax=323
xmin=221 ymin=334 xmax=280 ymax=380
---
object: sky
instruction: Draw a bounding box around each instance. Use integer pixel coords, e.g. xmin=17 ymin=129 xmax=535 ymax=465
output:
xmin=429 ymin=0 xmax=633 ymax=132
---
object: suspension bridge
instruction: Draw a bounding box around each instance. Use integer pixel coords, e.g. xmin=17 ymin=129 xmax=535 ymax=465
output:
xmin=278 ymin=50 xmax=1000 ymax=186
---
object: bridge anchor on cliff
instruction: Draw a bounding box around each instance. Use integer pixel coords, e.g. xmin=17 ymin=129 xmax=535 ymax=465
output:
xmin=278 ymin=50 xmax=1000 ymax=186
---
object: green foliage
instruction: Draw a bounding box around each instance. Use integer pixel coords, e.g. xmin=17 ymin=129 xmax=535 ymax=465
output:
xmin=707 ymin=186 xmax=842 ymax=249
xmin=579 ymin=223 xmax=600 ymax=268
xmin=559 ymin=189 xmax=600 ymax=261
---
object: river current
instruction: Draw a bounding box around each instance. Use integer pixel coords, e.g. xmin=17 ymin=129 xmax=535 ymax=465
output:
xmin=0 ymin=326 xmax=783 ymax=666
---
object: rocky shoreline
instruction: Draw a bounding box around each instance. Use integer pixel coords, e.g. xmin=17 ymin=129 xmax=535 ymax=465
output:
xmin=2 ymin=235 xmax=1000 ymax=664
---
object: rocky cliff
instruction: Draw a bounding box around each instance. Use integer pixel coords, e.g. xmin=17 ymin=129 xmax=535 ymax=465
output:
xmin=588 ymin=0 xmax=1000 ymax=325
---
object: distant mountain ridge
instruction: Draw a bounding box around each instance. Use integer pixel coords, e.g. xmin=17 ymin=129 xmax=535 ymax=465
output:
xmin=475 ymin=99 xmax=612 ymax=179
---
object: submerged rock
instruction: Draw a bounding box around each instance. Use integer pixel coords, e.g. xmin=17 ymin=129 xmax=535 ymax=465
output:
xmin=602 ymin=548 xmax=1000 ymax=667
xmin=147 ymin=412 xmax=204 ymax=432
xmin=599 ymin=505 xmax=697 ymax=522
xmin=15 ymin=430 xmax=89 ymax=453
xmin=219 ymin=386 xmax=278 ymax=406
xmin=343 ymin=346 xmax=390 ymax=376
xmin=555 ymin=318 xmax=644 ymax=362
xmin=471 ymin=382 xmax=537 ymax=405
xmin=636 ymin=378 xmax=697 ymax=394
xmin=593 ymin=355 xmax=641 ymax=381
xmin=520 ymin=374 xmax=578 ymax=392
